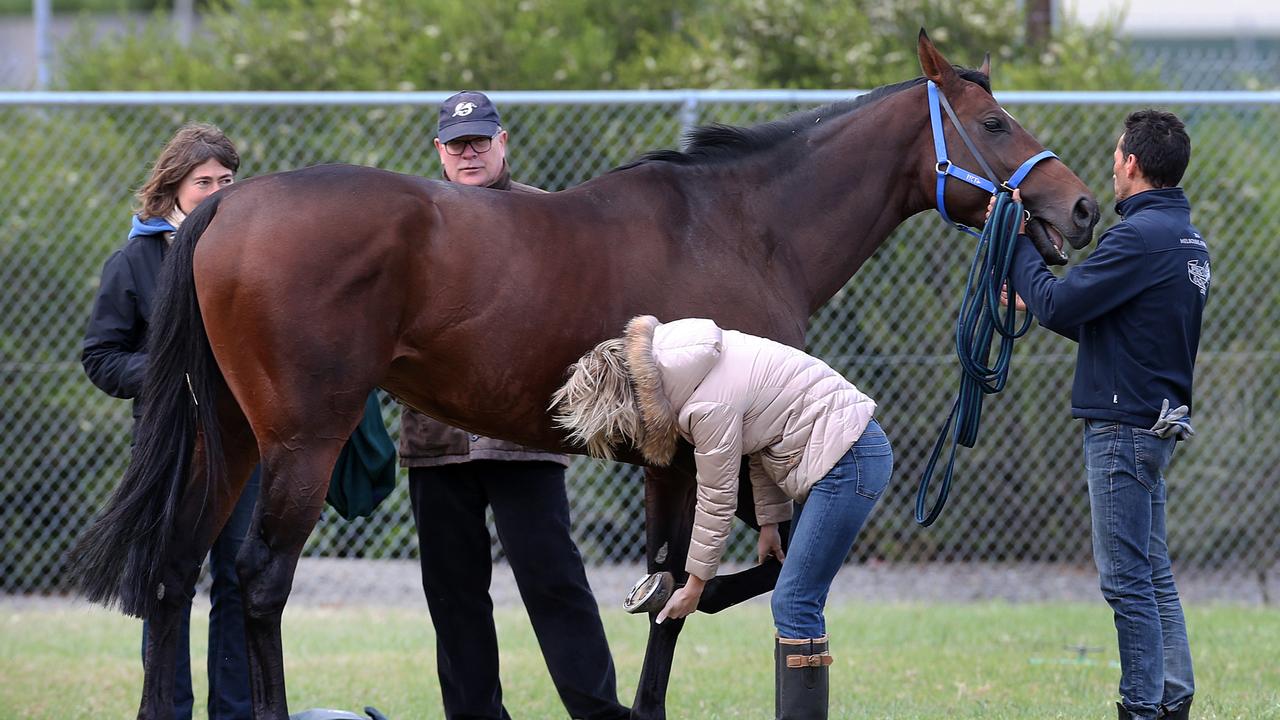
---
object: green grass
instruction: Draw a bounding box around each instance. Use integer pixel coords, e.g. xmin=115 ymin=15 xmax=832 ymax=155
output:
xmin=2 ymin=602 xmax=1278 ymax=719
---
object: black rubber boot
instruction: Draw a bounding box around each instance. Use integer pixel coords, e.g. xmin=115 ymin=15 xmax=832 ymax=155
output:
xmin=1162 ymin=697 xmax=1193 ymax=720
xmin=775 ymin=635 xmax=831 ymax=720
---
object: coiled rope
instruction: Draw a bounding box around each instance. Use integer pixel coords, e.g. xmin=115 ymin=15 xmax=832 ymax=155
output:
xmin=915 ymin=191 xmax=1033 ymax=526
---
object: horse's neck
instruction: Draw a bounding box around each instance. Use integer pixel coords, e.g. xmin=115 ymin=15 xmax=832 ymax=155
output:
xmin=701 ymin=90 xmax=931 ymax=313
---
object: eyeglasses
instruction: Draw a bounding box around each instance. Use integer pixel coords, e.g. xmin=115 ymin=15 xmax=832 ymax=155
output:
xmin=443 ymin=134 xmax=496 ymax=156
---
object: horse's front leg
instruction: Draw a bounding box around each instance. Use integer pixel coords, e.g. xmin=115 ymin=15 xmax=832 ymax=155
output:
xmin=238 ymin=440 xmax=343 ymax=720
xmin=697 ymin=557 xmax=783 ymax=614
xmin=630 ymin=455 xmax=791 ymax=719
xmin=631 ymin=454 xmax=698 ymax=720
xmin=698 ymin=469 xmax=789 ymax=614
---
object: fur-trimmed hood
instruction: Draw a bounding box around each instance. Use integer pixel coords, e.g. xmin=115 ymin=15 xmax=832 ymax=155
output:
xmin=623 ymin=315 xmax=723 ymax=466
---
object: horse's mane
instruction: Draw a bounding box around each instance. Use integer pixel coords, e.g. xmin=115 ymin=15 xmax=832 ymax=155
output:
xmin=615 ymin=67 xmax=990 ymax=171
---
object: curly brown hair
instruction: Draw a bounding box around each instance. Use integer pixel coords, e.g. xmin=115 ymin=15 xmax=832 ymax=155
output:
xmin=134 ymin=123 xmax=240 ymax=221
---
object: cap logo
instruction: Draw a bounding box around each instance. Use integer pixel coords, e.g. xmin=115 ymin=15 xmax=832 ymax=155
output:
xmin=452 ymin=101 xmax=477 ymax=118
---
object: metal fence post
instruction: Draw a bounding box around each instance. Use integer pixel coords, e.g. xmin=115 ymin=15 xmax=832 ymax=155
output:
xmin=33 ymin=0 xmax=52 ymax=90
xmin=679 ymin=92 xmax=699 ymax=147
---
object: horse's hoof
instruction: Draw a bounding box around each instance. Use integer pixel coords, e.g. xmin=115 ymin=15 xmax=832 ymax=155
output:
xmin=624 ymin=571 xmax=675 ymax=614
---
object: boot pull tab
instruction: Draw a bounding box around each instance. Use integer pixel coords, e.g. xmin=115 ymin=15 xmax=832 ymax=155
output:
xmin=785 ymin=652 xmax=834 ymax=668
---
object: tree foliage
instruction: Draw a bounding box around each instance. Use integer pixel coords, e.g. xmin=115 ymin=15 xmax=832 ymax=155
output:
xmin=59 ymin=0 xmax=1159 ymax=91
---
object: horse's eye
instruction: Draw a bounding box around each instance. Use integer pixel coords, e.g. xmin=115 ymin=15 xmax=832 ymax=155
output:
xmin=983 ymin=118 xmax=1004 ymax=133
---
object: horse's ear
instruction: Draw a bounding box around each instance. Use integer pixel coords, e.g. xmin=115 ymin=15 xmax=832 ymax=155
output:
xmin=979 ymin=52 xmax=991 ymax=79
xmin=918 ymin=28 xmax=960 ymax=87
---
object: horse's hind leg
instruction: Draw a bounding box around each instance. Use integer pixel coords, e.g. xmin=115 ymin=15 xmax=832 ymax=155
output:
xmin=139 ymin=396 xmax=260 ymax=720
xmin=237 ymin=434 xmax=350 ymax=720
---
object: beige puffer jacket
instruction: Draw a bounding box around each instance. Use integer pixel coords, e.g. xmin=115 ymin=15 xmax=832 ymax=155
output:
xmin=624 ymin=316 xmax=877 ymax=581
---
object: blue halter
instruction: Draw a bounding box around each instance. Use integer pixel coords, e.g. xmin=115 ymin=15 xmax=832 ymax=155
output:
xmin=912 ymin=80 xmax=1058 ymax=527
xmin=927 ymin=80 xmax=1057 ymax=237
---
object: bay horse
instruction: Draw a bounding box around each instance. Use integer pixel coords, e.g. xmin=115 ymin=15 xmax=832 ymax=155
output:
xmin=67 ymin=32 xmax=1098 ymax=720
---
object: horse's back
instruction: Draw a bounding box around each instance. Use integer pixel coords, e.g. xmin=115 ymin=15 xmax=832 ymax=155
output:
xmin=196 ymin=163 xmax=437 ymax=282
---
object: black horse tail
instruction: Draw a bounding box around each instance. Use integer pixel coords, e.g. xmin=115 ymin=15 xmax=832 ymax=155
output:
xmin=65 ymin=193 xmax=229 ymax=619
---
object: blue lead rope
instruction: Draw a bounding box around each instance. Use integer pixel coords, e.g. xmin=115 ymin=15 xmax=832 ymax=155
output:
xmin=915 ymin=192 xmax=1033 ymax=526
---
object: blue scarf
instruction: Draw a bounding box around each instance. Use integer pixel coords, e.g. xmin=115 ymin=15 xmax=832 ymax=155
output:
xmin=128 ymin=215 xmax=176 ymax=240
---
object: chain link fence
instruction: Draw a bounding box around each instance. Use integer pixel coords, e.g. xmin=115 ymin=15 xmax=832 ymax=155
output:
xmin=2 ymin=91 xmax=1277 ymax=597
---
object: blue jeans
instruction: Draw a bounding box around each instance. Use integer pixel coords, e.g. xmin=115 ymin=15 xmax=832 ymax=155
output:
xmin=772 ymin=420 xmax=892 ymax=639
xmin=143 ymin=466 xmax=259 ymax=720
xmin=1084 ymin=420 xmax=1194 ymax=718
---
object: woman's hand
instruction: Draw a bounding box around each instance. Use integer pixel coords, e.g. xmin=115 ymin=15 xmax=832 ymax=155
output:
xmin=757 ymin=523 xmax=785 ymax=565
xmin=656 ymin=575 xmax=705 ymax=624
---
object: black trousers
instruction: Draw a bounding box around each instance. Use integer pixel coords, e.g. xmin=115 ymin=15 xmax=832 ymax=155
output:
xmin=409 ymin=461 xmax=629 ymax=720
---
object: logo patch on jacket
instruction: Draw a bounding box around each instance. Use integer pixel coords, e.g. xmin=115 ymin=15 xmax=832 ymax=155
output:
xmin=1187 ymin=259 xmax=1210 ymax=295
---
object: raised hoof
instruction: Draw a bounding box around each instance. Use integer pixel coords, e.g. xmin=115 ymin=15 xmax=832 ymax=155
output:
xmin=623 ymin=571 xmax=675 ymax=614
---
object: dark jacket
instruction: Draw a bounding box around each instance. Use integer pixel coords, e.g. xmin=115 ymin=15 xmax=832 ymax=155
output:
xmin=398 ymin=167 xmax=569 ymax=467
xmin=82 ymin=218 xmax=173 ymax=425
xmin=1009 ymin=187 xmax=1210 ymax=427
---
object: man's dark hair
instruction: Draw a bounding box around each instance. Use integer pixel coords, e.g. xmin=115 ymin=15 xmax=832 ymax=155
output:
xmin=1120 ymin=109 xmax=1191 ymax=188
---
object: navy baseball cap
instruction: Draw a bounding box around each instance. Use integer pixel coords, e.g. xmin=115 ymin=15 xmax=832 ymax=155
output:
xmin=438 ymin=91 xmax=502 ymax=144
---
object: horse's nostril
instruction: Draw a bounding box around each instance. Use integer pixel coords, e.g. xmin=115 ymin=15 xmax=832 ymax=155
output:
xmin=1073 ymin=196 xmax=1099 ymax=229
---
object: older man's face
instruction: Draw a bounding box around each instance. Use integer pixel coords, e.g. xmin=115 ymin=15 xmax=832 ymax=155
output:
xmin=435 ymin=129 xmax=508 ymax=187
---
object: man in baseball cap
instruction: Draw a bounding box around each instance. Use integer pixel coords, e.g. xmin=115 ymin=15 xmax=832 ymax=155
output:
xmin=405 ymin=91 xmax=631 ymax=720
xmin=434 ymin=90 xmax=512 ymax=187
xmin=438 ymin=90 xmax=501 ymax=144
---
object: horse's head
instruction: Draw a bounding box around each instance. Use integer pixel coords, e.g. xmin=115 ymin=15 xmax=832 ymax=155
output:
xmin=916 ymin=29 xmax=1098 ymax=264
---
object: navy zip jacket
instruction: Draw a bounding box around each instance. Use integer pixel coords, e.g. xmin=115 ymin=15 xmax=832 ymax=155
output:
xmin=1008 ymin=187 xmax=1210 ymax=427
xmin=82 ymin=217 xmax=172 ymax=424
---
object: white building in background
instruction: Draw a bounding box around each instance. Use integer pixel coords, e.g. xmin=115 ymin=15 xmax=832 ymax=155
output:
xmin=1072 ymin=0 xmax=1280 ymax=37
xmin=1069 ymin=0 xmax=1280 ymax=89
xmin=0 ymin=12 xmax=153 ymax=90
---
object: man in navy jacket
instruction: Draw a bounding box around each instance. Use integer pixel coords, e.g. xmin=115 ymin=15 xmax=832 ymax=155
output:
xmin=1007 ymin=110 xmax=1205 ymax=720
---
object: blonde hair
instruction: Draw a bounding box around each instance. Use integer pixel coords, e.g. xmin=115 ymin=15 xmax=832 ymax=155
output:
xmin=550 ymin=338 xmax=640 ymax=460
xmin=134 ymin=123 xmax=240 ymax=221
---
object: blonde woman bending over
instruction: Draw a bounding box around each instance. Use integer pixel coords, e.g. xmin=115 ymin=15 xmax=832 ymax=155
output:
xmin=553 ymin=315 xmax=894 ymax=720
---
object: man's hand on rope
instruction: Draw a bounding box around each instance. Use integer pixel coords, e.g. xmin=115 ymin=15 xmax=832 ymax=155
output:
xmin=987 ymin=189 xmax=1029 ymax=313
xmin=986 ymin=188 xmax=1027 ymax=233
xmin=1000 ymin=283 xmax=1028 ymax=312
